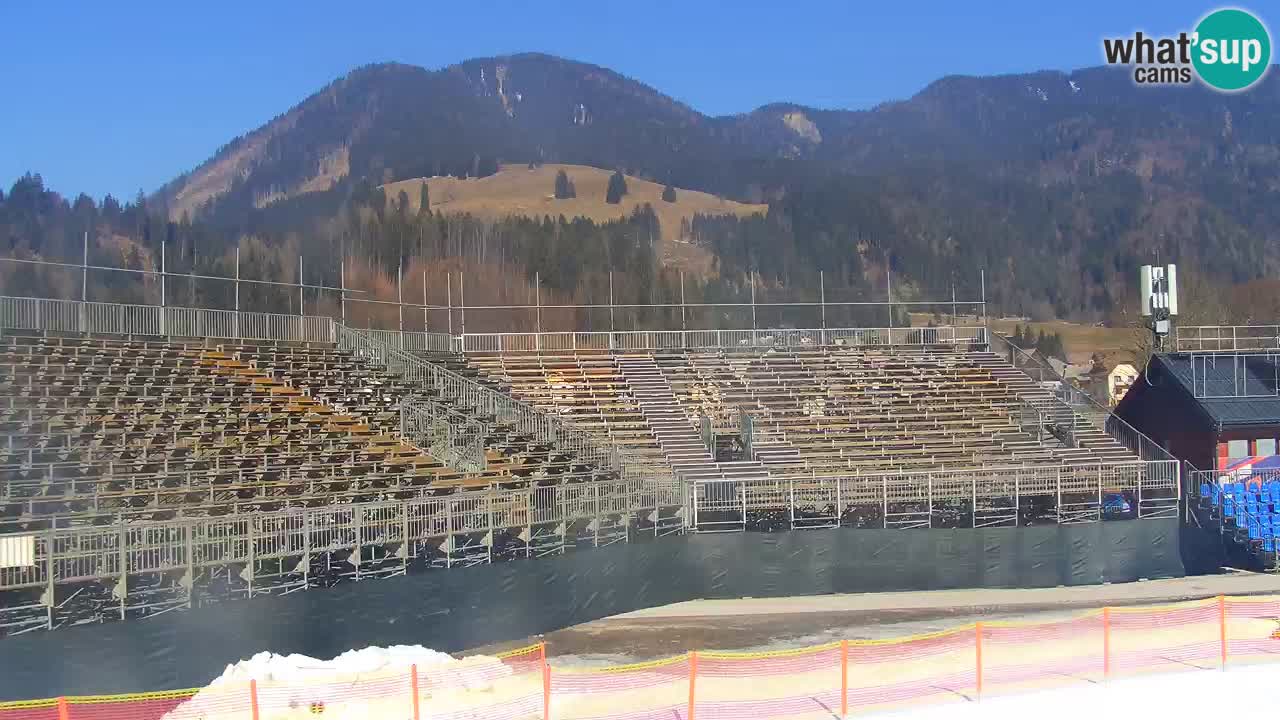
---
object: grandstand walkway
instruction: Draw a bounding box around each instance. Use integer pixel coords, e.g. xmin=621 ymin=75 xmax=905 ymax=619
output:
xmin=616 ymin=354 xmax=771 ymax=484
xmin=972 ymin=351 xmax=1134 ymax=463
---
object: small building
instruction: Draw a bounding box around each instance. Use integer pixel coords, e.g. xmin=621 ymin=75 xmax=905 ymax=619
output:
xmin=1107 ymin=363 xmax=1138 ymax=407
xmin=1113 ymin=353 xmax=1280 ymax=471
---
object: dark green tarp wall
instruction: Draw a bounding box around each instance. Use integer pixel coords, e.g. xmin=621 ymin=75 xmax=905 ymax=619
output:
xmin=0 ymin=519 xmax=1184 ymax=700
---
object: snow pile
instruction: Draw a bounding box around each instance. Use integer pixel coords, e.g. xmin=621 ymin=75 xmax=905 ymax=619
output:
xmin=207 ymin=645 xmax=459 ymax=687
xmin=163 ymin=645 xmax=518 ymax=720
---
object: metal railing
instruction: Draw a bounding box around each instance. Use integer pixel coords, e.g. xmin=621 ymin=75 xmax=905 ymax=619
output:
xmin=362 ymin=329 xmax=455 ymax=354
xmin=1015 ymin=399 xmax=1046 ymax=443
xmin=2 ymin=297 xmax=992 ymax=354
xmin=986 ymin=331 xmax=1060 ymax=384
xmin=0 ymin=477 xmax=681 ymax=598
xmin=336 ymin=324 xmax=623 ymax=476
xmin=1189 ymin=467 xmax=1280 ymax=569
xmin=399 ymin=397 xmax=487 ymax=473
xmin=0 ymin=460 xmax=1179 ymax=594
xmin=1177 ymin=325 xmax=1280 ymax=352
xmin=686 ymin=459 xmax=1181 ymax=531
xmin=0 ymin=297 xmax=334 ymax=343
xmin=1189 ymin=352 xmax=1280 ymax=399
xmin=987 ymin=331 xmax=1175 ymax=464
xmin=458 ymin=326 xmax=989 ymax=353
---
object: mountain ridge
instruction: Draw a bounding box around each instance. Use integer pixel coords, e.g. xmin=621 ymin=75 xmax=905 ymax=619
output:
xmin=144 ymin=52 xmax=1280 ymax=320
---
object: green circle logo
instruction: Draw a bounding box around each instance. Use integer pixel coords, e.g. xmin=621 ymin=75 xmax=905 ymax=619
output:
xmin=1193 ymin=8 xmax=1271 ymax=91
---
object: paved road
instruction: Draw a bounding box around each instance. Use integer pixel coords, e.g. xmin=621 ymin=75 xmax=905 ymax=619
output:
xmin=472 ymin=571 xmax=1280 ymax=666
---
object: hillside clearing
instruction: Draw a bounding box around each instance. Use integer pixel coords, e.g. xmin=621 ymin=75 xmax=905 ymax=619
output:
xmin=381 ymin=163 xmax=767 ymax=273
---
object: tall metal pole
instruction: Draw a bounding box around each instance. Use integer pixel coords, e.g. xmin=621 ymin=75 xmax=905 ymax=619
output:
xmin=886 ymin=268 xmax=893 ymax=330
xmin=608 ymin=271 xmax=615 ymax=333
xmin=397 ymin=260 xmax=404 ymax=332
xmin=235 ymin=246 xmax=242 ymax=338
xmin=680 ymin=271 xmax=687 ymax=331
xmin=459 ymin=270 xmax=466 ymax=337
xmin=423 ymin=271 xmax=428 ymax=333
xmin=337 ymin=257 xmax=344 ymax=328
xmin=535 ymin=271 xmax=542 ymax=334
xmin=160 ymin=241 xmax=167 ymax=335
xmin=160 ymin=241 xmax=166 ymax=309
xmin=819 ymin=270 xmax=826 ymax=330
xmin=446 ymin=273 xmax=453 ymax=337
xmin=298 ymin=255 xmax=304 ymax=316
xmin=80 ymin=230 xmax=89 ymax=332
xmin=980 ymin=268 xmax=987 ymax=330
xmin=750 ymin=272 xmax=757 ymax=331
xmin=951 ymin=281 xmax=957 ymax=326
xmin=81 ymin=231 xmax=88 ymax=302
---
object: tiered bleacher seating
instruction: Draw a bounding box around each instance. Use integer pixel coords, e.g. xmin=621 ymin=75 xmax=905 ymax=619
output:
xmin=454 ymin=346 xmax=1138 ymax=480
xmin=463 ymin=352 xmax=671 ymax=474
xmin=0 ymin=335 xmax=608 ymax=532
xmin=646 ymin=347 xmax=1137 ymax=474
xmin=1203 ymin=480 xmax=1280 ymax=553
xmin=970 ymin=351 xmax=1136 ymax=462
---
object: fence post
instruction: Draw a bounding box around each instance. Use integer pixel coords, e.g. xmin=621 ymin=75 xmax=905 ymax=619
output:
xmin=974 ymin=622 xmax=983 ymax=700
xmin=1102 ymin=607 xmax=1111 ymax=680
xmin=235 ymin=246 xmax=242 ymax=339
xmin=160 ymin=241 xmax=167 ymax=336
xmin=56 ymin=696 xmax=69 ymax=720
xmin=1219 ymin=595 xmax=1228 ymax=669
xmin=840 ymin=639 xmax=849 ymax=718
xmin=688 ymin=650 xmax=698 ymax=720
xmin=541 ymin=642 xmax=551 ymax=720
xmin=410 ymin=663 xmax=420 ymax=720
xmin=250 ymin=679 xmax=260 ymax=720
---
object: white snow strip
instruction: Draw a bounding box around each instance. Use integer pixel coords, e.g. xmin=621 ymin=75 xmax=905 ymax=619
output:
xmin=881 ymin=663 xmax=1275 ymax=719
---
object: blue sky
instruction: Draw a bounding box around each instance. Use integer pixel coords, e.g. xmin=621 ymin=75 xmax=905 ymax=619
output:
xmin=0 ymin=0 xmax=1240 ymax=200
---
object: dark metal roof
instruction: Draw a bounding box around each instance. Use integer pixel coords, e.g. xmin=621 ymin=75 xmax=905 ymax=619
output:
xmin=1154 ymin=353 xmax=1280 ymax=428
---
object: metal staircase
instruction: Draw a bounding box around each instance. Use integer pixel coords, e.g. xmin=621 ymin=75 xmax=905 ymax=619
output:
xmin=749 ymin=426 xmax=802 ymax=465
xmin=972 ymin=351 xmax=1136 ymax=463
xmin=615 ymin=354 xmax=772 ymax=485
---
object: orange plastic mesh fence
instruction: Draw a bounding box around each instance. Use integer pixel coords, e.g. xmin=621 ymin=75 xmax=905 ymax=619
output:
xmin=3 ymin=594 xmax=1280 ymax=720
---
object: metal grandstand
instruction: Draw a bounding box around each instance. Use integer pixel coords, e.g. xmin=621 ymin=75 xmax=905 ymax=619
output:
xmin=0 ymin=292 xmax=1180 ymax=634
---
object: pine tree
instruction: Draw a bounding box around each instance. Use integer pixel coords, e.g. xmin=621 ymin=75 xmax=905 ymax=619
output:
xmin=418 ymin=183 xmax=430 ymax=214
xmin=1013 ymin=325 xmax=1026 ymax=347
xmin=661 ymin=183 xmax=676 ymax=203
xmin=606 ymin=170 xmax=628 ymax=204
xmin=1049 ymin=332 xmax=1067 ymax=361
xmin=554 ymin=170 xmax=576 ymax=199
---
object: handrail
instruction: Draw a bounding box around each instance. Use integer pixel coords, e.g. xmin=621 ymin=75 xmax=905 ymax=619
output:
xmin=1 ymin=296 xmax=992 ymax=352
xmin=987 ymin=331 xmax=1060 ymax=384
xmin=457 ymin=326 xmax=989 ymax=353
xmin=0 ymin=296 xmax=334 ymax=343
xmin=987 ymin=331 xmax=1175 ymax=464
xmin=399 ymin=397 xmax=487 ymax=473
xmin=1177 ymin=325 xmax=1280 ymax=352
xmin=336 ymin=324 xmax=625 ymax=476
